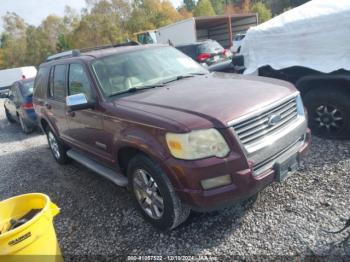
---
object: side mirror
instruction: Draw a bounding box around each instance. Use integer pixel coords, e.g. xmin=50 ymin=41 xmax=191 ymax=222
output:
xmin=66 ymin=93 xmax=94 ymax=112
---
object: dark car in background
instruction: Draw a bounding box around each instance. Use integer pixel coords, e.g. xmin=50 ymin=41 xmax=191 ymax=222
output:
xmin=4 ymin=78 xmax=37 ymax=133
xmin=176 ymin=40 xmax=232 ymax=66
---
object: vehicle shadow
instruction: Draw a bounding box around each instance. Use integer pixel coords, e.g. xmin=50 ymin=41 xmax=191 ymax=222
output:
xmin=0 ymin=117 xmax=42 ymax=144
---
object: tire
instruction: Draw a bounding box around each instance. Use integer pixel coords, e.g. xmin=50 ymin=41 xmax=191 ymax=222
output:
xmin=128 ymin=154 xmax=190 ymax=231
xmin=303 ymin=88 xmax=350 ymax=139
xmin=5 ymin=108 xmax=15 ymax=123
xmin=19 ymin=115 xmax=32 ymax=134
xmin=46 ymin=127 xmax=69 ymax=164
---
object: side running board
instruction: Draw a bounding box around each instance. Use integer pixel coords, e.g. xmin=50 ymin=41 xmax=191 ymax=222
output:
xmin=67 ymin=149 xmax=128 ymax=187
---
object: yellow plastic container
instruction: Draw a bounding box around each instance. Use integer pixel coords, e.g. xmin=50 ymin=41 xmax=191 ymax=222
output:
xmin=0 ymin=193 xmax=62 ymax=262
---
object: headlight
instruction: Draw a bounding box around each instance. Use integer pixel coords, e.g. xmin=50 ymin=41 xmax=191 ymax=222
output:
xmin=166 ymin=129 xmax=230 ymax=160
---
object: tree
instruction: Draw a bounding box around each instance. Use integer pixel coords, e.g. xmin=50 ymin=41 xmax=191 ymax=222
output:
xmin=128 ymin=0 xmax=182 ymax=33
xmin=178 ymin=6 xmax=193 ymax=18
xmin=241 ymin=0 xmax=251 ymax=13
xmin=210 ymin=0 xmax=225 ymax=15
xmin=193 ymin=0 xmax=216 ymax=17
xmin=251 ymin=2 xmax=272 ymax=23
xmin=184 ymin=0 xmax=195 ymax=12
xmin=1 ymin=12 xmax=27 ymax=67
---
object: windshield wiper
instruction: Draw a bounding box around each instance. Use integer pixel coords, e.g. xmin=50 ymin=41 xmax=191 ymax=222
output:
xmin=162 ymin=73 xmax=206 ymax=85
xmin=109 ymin=84 xmax=164 ymax=97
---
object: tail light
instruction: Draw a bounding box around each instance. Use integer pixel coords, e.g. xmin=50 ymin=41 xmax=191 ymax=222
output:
xmin=197 ymin=53 xmax=211 ymax=62
xmin=223 ymin=49 xmax=232 ymax=57
xmin=22 ymin=102 xmax=33 ymax=110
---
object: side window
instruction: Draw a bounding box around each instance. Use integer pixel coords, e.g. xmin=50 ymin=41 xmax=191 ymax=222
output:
xmin=49 ymin=65 xmax=67 ymax=101
xmin=34 ymin=66 xmax=50 ymax=99
xmin=68 ymin=64 xmax=92 ymax=100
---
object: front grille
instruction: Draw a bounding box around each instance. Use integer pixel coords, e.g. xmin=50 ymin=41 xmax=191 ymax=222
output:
xmin=232 ymin=96 xmax=298 ymax=147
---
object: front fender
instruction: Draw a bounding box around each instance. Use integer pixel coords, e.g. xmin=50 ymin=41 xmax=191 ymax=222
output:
xmin=114 ymin=126 xmax=170 ymax=163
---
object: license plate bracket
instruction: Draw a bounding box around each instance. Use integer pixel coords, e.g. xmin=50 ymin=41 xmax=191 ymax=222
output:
xmin=274 ymin=154 xmax=299 ymax=182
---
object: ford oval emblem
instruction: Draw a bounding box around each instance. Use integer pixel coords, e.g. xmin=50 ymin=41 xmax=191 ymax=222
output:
xmin=268 ymin=114 xmax=282 ymax=126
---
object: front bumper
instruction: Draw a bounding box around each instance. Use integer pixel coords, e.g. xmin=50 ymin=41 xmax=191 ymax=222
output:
xmin=164 ymin=129 xmax=311 ymax=211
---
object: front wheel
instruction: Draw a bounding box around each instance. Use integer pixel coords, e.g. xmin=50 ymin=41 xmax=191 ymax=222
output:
xmin=128 ymin=154 xmax=190 ymax=231
xmin=46 ymin=127 xmax=69 ymax=164
xmin=303 ymin=88 xmax=350 ymax=139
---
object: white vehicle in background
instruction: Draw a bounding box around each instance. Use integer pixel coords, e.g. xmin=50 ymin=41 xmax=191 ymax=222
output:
xmin=237 ymin=0 xmax=350 ymax=139
xmin=135 ymin=14 xmax=257 ymax=49
xmin=230 ymin=33 xmax=246 ymax=53
xmin=0 ymin=66 xmax=37 ymax=95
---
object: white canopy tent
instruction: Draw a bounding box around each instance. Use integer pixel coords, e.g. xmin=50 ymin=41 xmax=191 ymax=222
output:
xmin=241 ymin=0 xmax=350 ymax=74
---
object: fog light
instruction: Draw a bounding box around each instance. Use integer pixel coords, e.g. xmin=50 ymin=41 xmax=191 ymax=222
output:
xmin=201 ymin=175 xmax=232 ymax=190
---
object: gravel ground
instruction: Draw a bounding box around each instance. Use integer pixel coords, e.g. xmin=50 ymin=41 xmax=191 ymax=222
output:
xmin=0 ymin=98 xmax=349 ymax=260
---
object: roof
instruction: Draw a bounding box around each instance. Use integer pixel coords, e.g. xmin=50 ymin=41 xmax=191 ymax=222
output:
xmin=175 ymin=39 xmax=216 ymax=47
xmin=195 ymin=14 xmax=257 ymax=29
xmin=41 ymin=44 xmax=167 ymax=66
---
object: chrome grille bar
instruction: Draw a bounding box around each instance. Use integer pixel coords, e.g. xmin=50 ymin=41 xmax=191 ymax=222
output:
xmin=232 ymin=96 xmax=298 ymax=147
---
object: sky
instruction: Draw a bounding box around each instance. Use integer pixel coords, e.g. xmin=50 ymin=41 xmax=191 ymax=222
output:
xmin=0 ymin=0 xmax=182 ymax=32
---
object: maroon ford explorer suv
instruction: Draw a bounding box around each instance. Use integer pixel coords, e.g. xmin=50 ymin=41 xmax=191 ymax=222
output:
xmin=33 ymin=44 xmax=311 ymax=230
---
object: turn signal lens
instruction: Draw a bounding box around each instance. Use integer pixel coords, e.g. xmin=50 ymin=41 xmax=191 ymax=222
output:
xmin=201 ymin=175 xmax=232 ymax=190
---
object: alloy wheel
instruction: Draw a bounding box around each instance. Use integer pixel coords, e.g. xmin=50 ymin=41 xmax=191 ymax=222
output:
xmin=133 ymin=169 xmax=164 ymax=220
xmin=314 ymin=105 xmax=344 ymax=135
xmin=48 ymin=132 xmax=60 ymax=159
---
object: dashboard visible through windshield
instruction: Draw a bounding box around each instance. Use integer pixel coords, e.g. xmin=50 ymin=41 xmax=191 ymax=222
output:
xmin=91 ymin=46 xmax=208 ymax=97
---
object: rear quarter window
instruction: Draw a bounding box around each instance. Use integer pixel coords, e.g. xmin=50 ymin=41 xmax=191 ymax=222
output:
xmin=176 ymin=45 xmax=198 ymax=60
xmin=33 ymin=66 xmax=50 ymax=99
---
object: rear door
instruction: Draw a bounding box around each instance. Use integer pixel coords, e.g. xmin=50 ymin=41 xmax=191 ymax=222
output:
xmin=45 ymin=64 xmax=69 ymax=137
xmin=65 ymin=63 xmax=111 ymax=162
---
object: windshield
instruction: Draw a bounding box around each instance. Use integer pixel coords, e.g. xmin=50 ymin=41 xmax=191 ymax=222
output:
xmin=91 ymin=46 xmax=207 ymax=97
xmin=20 ymin=80 xmax=34 ymax=97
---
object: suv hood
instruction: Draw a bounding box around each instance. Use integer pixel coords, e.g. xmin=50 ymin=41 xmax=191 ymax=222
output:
xmin=114 ymin=72 xmax=298 ymax=131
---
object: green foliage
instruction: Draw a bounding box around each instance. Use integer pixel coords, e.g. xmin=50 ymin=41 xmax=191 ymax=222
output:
xmin=251 ymin=2 xmax=272 ymax=23
xmin=0 ymin=0 xmax=308 ymax=68
xmin=184 ymin=0 xmax=195 ymax=12
xmin=193 ymin=0 xmax=216 ymax=17
xmin=210 ymin=0 xmax=225 ymax=15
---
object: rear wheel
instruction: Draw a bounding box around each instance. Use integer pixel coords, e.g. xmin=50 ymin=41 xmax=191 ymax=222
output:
xmin=303 ymin=88 xmax=350 ymax=139
xmin=19 ymin=116 xmax=32 ymax=134
xmin=128 ymin=154 xmax=190 ymax=231
xmin=5 ymin=108 xmax=15 ymax=123
xmin=46 ymin=127 xmax=69 ymax=164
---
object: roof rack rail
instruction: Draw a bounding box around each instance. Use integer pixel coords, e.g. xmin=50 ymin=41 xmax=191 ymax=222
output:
xmin=80 ymin=40 xmax=139 ymax=53
xmin=46 ymin=50 xmax=80 ymax=62
xmin=45 ymin=40 xmax=139 ymax=62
